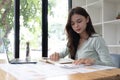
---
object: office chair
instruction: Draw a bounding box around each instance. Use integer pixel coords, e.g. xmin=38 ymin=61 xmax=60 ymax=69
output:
xmin=110 ymin=53 xmax=120 ymax=68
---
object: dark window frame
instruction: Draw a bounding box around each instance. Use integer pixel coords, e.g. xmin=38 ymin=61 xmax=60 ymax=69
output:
xmin=42 ymin=0 xmax=48 ymax=57
xmin=14 ymin=0 xmax=72 ymax=58
xmin=14 ymin=0 xmax=20 ymax=58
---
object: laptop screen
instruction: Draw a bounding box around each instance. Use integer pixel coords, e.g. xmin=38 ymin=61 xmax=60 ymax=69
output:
xmin=6 ymin=50 xmax=37 ymax=64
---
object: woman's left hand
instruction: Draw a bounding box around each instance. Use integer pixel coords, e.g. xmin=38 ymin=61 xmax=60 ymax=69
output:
xmin=73 ymin=58 xmax=95 ymax=66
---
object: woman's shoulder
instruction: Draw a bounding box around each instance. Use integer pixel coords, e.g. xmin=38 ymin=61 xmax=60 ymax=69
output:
xmin=90 ymin=33 xmax=104 ymax=41
xmin=91 ymin=33 xmax=102 ymax=37
xmin=90 ymin=33 xmax=106 ymax=44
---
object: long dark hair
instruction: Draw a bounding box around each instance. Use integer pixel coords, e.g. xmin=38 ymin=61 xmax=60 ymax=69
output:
xmin=65 ymin=7 xmax=96 ymax=59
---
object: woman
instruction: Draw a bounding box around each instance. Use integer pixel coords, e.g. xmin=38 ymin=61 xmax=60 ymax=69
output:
xmin=50 ymin=7 xmax=114 ymax=66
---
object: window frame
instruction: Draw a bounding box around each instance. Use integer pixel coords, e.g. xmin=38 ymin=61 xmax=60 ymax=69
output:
xmin=14 ymin=0 xmax=72 ymax=58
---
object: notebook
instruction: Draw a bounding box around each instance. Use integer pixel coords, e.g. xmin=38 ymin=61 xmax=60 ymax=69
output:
xmin=40 ymin=57 xmax=74 ymax=64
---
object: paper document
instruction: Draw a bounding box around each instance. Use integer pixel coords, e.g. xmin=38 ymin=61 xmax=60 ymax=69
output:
xmin=54 ymin=63 xmax=115 ymax=70
xmin=40 ymin=58 xmax=74 ymax=64
xmin=55 ymin=63 xmax=80 ymax=69
xmin=0 ymin=62 xmax=116 ymax=80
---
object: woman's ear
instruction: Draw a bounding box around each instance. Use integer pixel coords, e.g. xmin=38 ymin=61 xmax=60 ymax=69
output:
xmin=86 ymin=16 xmax=89 ymax=23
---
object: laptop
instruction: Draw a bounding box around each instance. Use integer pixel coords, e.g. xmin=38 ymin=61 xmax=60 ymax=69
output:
xmin=6 ymin=51 xmax=37 ymax=64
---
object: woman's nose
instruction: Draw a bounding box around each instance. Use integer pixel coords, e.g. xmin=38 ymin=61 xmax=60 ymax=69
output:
xmin=74 ymin=23 xmax=78 ymax=28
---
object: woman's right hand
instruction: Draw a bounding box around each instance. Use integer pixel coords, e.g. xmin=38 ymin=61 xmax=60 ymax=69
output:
xmin=49 ymin=52 xmax=60 ymax=61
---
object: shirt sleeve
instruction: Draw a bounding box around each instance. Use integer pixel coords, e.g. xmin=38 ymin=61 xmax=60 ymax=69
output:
xmin=59 ymin=47 xmax=69 ymax=58
xmin=93 ymin=36 xmax=114 ymax=66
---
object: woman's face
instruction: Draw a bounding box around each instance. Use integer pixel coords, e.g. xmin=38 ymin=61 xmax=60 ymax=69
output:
xmin=71 ymin=14 xmax=89 ymax=34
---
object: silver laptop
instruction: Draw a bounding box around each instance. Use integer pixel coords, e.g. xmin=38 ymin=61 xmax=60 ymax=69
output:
xmin=6 ymin=51 xmax=37 ymax=64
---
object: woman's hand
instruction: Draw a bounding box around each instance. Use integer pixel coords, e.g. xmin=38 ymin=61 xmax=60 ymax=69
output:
xmin=73 ymin=58 xmax=95 ymax=66
xmin=49 ymin=52 xmax=60 ymax=61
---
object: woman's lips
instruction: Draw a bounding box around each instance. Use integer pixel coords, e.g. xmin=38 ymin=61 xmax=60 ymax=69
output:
xmin=76 ymin=28 xmax=81 ymax=32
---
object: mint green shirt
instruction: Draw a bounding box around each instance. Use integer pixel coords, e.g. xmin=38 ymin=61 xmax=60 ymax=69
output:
xmin=59 ymin=34 xmax=114 ymax=66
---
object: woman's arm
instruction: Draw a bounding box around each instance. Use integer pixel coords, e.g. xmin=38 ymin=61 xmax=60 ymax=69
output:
xmin=49 ymin=47 xmax=69 ymax=61
xmin=94 ymin=36 xmax=114 ymax=66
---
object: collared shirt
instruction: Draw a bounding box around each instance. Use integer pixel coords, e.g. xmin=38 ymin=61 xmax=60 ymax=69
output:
xmin=59 ymin=34 xmax=114 ymax=66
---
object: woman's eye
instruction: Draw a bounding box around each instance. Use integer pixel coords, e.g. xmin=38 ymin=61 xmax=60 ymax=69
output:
xmin=71 ymin=23 xmax=74 ymax=26
xmin=77 ymin=20 xmax=82 ymax=23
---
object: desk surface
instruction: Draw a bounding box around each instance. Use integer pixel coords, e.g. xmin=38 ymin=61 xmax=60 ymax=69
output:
xmin=0 ymin=59 xmax=120 ymax=80
xmin=0 ymin=68 xmax=120 ymax=80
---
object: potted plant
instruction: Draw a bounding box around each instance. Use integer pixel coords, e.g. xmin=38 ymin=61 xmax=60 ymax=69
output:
xmin=116 ymin=12 xmax=120 ymax=19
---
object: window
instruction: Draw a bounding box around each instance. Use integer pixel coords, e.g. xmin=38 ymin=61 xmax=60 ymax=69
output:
xmin=48 ymin=0 xmax=68 ymax=56
xmin=0 ymin=0 xmax=71 ymax=60
xmin=20 ymin=0 xmax=42 ymax=59
xmin=0 ymin=0 xmax=14 ymax=59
